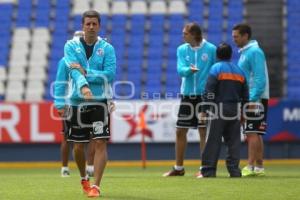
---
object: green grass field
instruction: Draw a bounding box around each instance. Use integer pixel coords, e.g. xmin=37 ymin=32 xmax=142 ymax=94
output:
xmin=0 ymin=161 xmax=300 ymax=200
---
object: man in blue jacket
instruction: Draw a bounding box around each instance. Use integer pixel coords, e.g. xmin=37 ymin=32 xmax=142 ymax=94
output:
xmin=163 ymin=22 xmax=216 ymax=177
xmin=55 ymin=31 xmax=93 ymax=178
xmin=57 ymin=10 xmax=116 ymax=197
xmin=200 ymin=43 xmax=249 ymax=177
xmin=232 ymin=23 xmax=269 ymax=177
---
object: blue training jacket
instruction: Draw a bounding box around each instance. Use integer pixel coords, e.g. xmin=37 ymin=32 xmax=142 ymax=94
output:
xmin=237 ymin=40 xmax=269 ymax=101
xmin=177 ymin=39 xmax=216 ymax=96
xmin=63 ymin=37 xmax=116 ymax=106
xmin=54 ymin=57 xmax=69 ymax=110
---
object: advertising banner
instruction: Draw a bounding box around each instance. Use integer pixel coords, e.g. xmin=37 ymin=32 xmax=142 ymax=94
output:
xmin=0 ymin=99 xmax=300 ymax=143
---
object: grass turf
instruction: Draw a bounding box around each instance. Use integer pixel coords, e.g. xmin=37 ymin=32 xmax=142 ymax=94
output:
xmin=0 ymin=163 xmax=300 ymax=200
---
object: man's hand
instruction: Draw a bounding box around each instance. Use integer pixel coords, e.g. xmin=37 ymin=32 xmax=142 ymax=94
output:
xmin=108 ymin=101 xmax=116 ymax=113
xmin=190 ymin=64 xmax=199 ymax=73
xmin=199 ymin=112 xmax=207 ymax=124
xmin=57 ymin=109 xmax=65 ymax=117
xmin=70 ymin=63 xmax=86 ymax=76
xmin=81 ymin=86 xmax=93 ymax=100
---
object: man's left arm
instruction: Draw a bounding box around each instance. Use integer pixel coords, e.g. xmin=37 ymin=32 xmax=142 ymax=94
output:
xmin=250 ymin=50 xmax=266 ymax=101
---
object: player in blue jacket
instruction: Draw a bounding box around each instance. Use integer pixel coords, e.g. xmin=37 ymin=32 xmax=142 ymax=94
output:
xmin=163 ymin=22 xmax=216 ymax=177
xmin=232 ymin=23 xmax=269 ymax=177
xmin=57 ymin=10 xmax=116 ymax=197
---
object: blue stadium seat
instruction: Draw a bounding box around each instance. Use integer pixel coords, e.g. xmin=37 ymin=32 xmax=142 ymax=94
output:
xmin=0 ymin=3 xmax=13 ymax=21
xmin=55 ymin=0 xmax=70 ymax=9
xmin=72 ymin=15 xmax=82 ymax=31
xmin=149 ymin=15 xmax=165 ymax=35
xmin=130 ymin=15 xmax=146 ymax=35
xmin=147 ymin=59 xmax=162 ymax=73
xmin=188 ymin=0 xmax=203 ymax=23
xmin=168 ymin=14 xmax=184 ymax=34
xmin=126 ymin=46 xmax=144 ymax=60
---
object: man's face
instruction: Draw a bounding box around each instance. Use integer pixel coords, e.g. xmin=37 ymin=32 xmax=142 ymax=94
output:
xmin=82 ymin=17 xmax=100 ymax=39
xmin=182 ymin=27 xmax=193 ymax=44
xmin=232 ymin=30 xmax=248 ymax=48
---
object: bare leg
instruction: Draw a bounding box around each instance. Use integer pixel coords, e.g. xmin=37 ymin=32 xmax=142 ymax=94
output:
xmin=87 ymin=139 xmax=95 ymax=166
xmin=175 ymin=128 xmax=188 ymax=166
xmin=256 ymin=134 xmax=264 ymax=167
xmin=246 ymin=134 xmax=259 ymax=166
xmin=93 ymin=139 xmax=108 ymax=186
xmin=73 ymin=143 xmax=86 ymax=177
xmin=61 ymin=136 xmax=69 ymax=167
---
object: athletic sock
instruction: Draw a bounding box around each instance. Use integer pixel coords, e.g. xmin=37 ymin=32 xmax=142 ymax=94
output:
xmin=86 ymin=165 xmax=94 ymax=172
xmin=254 ymin=166 xmax=264 ymax=172
xmin=61 ymin=166 xmax=69 ymax=171
xmin=174 ymin=165 xmax=184 ymax=171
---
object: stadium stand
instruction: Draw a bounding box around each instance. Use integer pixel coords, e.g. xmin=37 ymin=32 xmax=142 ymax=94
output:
xmin=286 ymin=0 xmax=300 ymax=99
xmin=1 ymin=0 xmax=291 ymax=101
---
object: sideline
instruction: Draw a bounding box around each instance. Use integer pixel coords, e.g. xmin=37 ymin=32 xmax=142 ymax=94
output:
xmin=0 ymin=159 xmax=300 ymax=169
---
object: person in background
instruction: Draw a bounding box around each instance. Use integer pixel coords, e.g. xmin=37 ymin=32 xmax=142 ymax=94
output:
xmin=199 ymin=43 xmax=248 ymax=178
xmin=163 ymin=22 xmax=216 ymax=178
xmin=232 ymin=23 xmax=269 ymax=177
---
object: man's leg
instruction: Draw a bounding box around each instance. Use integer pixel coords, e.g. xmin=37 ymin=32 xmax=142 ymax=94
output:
xmin=61 ymin=136 xmax=70 ymax=177
xmin=223 ymin=120 xmax=241 ymax=177
xmin=92 ymin=139 xmax=107 ymax=186
xmin=86 ymin=140 xmax=95 ymax=177
xmin=256 ymin=134 xmax=264 ymax=167
xmin=242 ymin=133 xmax=259 ymax=176
xmin=246 ymin=133 xmax=259 ymax=167
xmin=175 ymin=127 xmax=189 ymax=167
xmin=73 ymin=143 xmax=86 ymax=178
xmin=163 ymin=127 xmax=188 ymax=176
xmin=253 ymin=134 xmax=265 ymax=176
xmin=200 ymin=119 xmax=223 ymax=177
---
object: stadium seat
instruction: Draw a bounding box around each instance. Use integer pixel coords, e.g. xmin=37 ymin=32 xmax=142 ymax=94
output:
xmin=111 ymin=1 xmax=128 ymax=15
xmin=72 ymin=0 xmax=90 ymax=15
xmin=149 ymin=0 xmax=167 ymax=14
xmin=92 ymin=0 xmax=110 ymax=14
xmin=0 ymin=81 xmax=4 ymax=97
xmin=188 ymin=0 xmax=204 ymax=23
xmin=130 ymin=1 xmax=148 ymax=14
xmin=0 ymin=67 xmax=7 ymax=81
xmin=168 ymin=0 xmax=187 ymax=14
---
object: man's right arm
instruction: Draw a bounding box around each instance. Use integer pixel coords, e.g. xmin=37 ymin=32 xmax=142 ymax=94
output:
xmin=177 ymin=47 xmax=194 ymax=77
xmin=54 ymin=59 xmax=68 ymax=110
xmin=63 ymin=41 xmax=90 ymax=97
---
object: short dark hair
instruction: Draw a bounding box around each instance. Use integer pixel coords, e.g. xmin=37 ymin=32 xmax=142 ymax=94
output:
xmin=186 ymin=22 xmax=203 ymax=43
xmin=232 ymin=23 xmax=252 ymax=39
xmin=82 ymin=10 xmax=101 ymax=24
xmin=216 ymin=43 xmax=232 ymax=60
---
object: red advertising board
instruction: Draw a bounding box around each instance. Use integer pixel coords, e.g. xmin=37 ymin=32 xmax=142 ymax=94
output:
xmin=0 ymin=102 xmax=62 ymax=143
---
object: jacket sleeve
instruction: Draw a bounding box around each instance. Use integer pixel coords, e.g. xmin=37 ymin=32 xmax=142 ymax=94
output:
xmin=241 ymin=77 xmax=249 ymax=106
xmin=86 ymin=45 xmax=116 ymax=84
xmin=177 ymin=47 xmax=193 ymax=77
xmin=249 ymin=50 xmax=266 ymax=101
xmin=202 ymin=67 xmax=218 ymax=112
xmin=54 ymin=59 xmax=68 ymax=109
xmin=63 ymin=41 xmax=89 ymax=92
